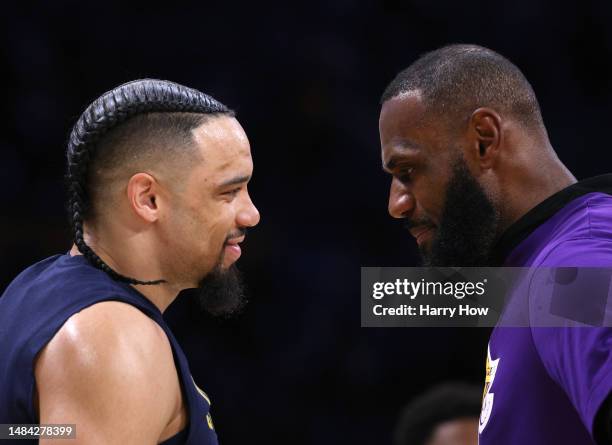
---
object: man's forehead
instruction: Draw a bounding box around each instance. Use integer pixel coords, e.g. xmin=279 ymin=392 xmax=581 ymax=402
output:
xmin=379 ymin=90 xmax=427 ymax=140
xmin=192 ymin=115 xmax=251 ymax=157
xmin=379 ymin=90 xmax=440 ymax=168
xmin=183 ymin=115 xmax=253 ymax=185
xmin=192 ymin=116 xmax=252 ymax=163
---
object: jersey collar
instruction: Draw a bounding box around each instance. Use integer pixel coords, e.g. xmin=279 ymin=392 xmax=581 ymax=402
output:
xmin=490 ymin=174 xmax=612 ymax=265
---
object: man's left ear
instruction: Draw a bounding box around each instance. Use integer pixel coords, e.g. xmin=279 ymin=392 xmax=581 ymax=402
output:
xmin=469 ymin=108 xmax=502 ymax=169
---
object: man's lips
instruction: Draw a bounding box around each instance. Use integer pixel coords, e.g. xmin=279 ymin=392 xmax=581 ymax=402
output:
xmin=223 ymin=236 xmax=245 ymax=264
xmin=225 ymin=235 xmax=245 ymax=246
xmin=409 ymin=226 xmax=436 ymax=244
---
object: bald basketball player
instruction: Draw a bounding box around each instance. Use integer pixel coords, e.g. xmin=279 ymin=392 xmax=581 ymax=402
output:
xmin=379 ymin=45 xmax=612 ymax=444
xmin=0 ymin=80 xmax=260 ymax=444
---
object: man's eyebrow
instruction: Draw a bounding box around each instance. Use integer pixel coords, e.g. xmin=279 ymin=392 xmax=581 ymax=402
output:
xmin=383 ymin=156 xmax=407 ymax=172
xmin=382 ymin=140 xmax=421 ymax=171
xmin=218 ymin=175 xmax=251 ymax=188
xmin=383 ymin=150 xmax=418 ymax=172
xmin=396 ymin=139 xmax=420 ymax=151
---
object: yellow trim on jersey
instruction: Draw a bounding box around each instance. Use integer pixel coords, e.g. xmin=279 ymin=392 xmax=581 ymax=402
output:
xmin=190 ymin=375 xmax=212 ymax=405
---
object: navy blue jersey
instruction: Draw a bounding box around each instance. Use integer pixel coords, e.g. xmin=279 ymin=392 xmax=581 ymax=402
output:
xmin=0 ymin=254 xmax=218 ymax=445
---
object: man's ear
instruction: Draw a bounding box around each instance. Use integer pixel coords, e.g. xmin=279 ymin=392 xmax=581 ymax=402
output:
xmin=468 ymin=108 xmax=502 ymax=169
xmin=126 ymin=173 xmax=160 ymax=222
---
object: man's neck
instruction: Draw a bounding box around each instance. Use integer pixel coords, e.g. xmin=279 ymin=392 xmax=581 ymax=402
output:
xmin=69 ymin=236 xmax=183 ymax=313
xmin=498 ymin=157 xmax=577 ymax=234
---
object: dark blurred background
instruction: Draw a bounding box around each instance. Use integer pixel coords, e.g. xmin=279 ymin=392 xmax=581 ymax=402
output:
xmin=2 ymin=1 xmax=611 ymax=443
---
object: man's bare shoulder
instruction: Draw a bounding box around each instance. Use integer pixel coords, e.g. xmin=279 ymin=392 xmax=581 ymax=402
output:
xmin=35 ymin=301 xmax=182 ymax=444
xmin=37 ymin=301 xmax=171 ymax=375
xmin=52 ymin=300 xmax=167 ymax=351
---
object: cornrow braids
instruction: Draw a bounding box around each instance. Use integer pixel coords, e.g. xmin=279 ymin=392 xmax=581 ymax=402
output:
xmin=66 ymin=79 xmax=233 ymax=285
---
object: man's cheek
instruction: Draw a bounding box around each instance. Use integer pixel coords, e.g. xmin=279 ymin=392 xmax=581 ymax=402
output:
xmin=423 ymin=191 xmax=447 ymax=225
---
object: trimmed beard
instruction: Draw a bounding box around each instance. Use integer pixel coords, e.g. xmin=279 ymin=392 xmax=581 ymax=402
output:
xmin=422 ymin=157 xmax=499 ymax=267
xmin=195 ymin=262 xmax=246 ymax=317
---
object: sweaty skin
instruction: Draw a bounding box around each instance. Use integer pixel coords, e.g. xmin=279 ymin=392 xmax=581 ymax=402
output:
xmin=35 ymin=115 xmax=260 ymax=444
xmin=36 ymin=302 xmax=185 ymax=444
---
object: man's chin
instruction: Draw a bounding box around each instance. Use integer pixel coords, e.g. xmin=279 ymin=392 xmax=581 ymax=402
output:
xmin=419 ymin=247 xmax=435 ymax=267
xmin=220 ymin=258 xmax=237 ymax=271
xmin=416 ymin=235 xmax=438 ymax=266
xmin=195 ymin=264 xmax=246 ymax=317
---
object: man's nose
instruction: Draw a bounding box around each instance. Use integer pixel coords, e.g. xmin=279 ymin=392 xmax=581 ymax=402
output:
xmin=388 ymin=178 xmax=415 ymax=219
xmin=237 ymin=192 xmax=260 ymax=228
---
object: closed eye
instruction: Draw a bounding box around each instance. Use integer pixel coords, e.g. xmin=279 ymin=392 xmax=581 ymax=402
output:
xmin=222 ymin=187 xmax=241 ymax=198
xmin=217 ymin=174 xmax=251 ymax=199
xmin=397 ymin=167 xmax=415 ymax=183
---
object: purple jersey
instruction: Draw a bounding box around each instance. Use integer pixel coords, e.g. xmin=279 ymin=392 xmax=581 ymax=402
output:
xmin=480 ymin=176 xmax=612 ymax=444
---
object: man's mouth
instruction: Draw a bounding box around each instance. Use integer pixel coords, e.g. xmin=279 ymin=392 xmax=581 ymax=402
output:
xmin=223 ymin=235 xmax=245 ymax=264
xmin=409 ymin=226 xmax=436 ymax=245
xmin=225 ymin=235 xmax=245 ymax=246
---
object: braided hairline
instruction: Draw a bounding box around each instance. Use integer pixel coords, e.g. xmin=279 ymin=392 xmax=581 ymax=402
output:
xmin=67 ymin=79 xmax=232 ymax=285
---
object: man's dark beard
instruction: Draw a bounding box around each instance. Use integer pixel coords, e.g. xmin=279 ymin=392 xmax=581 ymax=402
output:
xmin=195 ymin=264 xmax=246 ymax=317
xmin=423 ymin=158 xmax=499 ymax=266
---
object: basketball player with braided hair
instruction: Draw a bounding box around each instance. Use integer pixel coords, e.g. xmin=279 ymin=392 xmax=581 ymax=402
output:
xmin=0 ymin=79 xmax=260 ymax=444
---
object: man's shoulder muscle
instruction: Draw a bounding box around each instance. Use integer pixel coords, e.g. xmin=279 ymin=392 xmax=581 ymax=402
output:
xmin=34 ymin=301 xmax=181 ymax=444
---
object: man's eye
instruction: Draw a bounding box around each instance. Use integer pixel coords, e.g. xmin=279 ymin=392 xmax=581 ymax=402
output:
xmin=397 ymin=167 xmax=414 ymax=182
xmin=223 ymin=188 xmax=241 ymax=198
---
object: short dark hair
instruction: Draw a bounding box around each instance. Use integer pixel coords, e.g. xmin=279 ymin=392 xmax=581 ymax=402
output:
xmin=381 ymin=44 xmax=543 ymax=129
xmin=66 ymin=79 xmax=234 ymax=285
xmin=393 ymin=382 xmax=481 ymax=445
xmin=88 ymin=111 xmax=212 ymax=212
